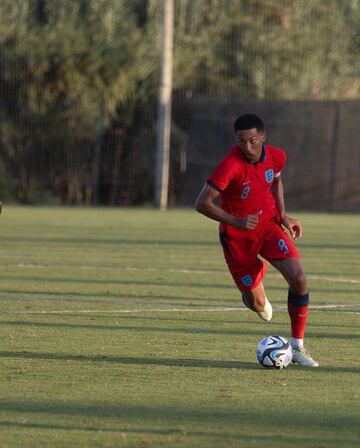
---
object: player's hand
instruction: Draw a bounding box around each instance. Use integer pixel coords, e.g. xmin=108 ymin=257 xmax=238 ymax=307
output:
xmin=235 ymin=210 xmax=262 ymax=230
xmin=281 ymin=215 xmax=302 ymax=240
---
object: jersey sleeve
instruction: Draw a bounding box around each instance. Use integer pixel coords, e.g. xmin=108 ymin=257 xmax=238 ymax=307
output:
xmin=207 ymin=154 xmax=237 ymax=192
xmin=274 ymin=149 xmax=286 ymax=177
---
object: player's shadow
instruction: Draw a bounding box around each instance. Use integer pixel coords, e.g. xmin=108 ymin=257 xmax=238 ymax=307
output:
xmin=0 ymin=350 xmax=257 ymax=370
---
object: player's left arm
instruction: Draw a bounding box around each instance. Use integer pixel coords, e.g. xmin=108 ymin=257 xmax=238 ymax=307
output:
xmin=271 ymin=175 xmax=302 ymax=240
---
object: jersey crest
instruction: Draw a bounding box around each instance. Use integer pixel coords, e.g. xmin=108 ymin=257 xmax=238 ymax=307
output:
xmin=241 ymin=274 xmax=253 ymax=287
xmin=265 ymin=169 xmax=274 ymax=183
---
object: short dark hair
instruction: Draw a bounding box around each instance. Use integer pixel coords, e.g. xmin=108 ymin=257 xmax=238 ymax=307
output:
xmin=233 ymin=114 xmax=265 ymax=132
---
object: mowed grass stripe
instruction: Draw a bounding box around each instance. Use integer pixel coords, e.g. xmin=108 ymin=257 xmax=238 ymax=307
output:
xmin=0 ymin=207 xmax=359 ymax=447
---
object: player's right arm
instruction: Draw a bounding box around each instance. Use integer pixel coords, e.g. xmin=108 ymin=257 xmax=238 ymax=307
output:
xmin=195 ymin=183 xmax=261 ymax=230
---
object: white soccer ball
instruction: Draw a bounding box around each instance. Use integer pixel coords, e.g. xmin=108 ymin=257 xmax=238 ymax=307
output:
xmin=256 ymin=335 xmax=293 ymax=369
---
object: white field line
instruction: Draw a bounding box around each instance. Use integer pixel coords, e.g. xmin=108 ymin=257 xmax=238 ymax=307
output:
xmin=4 ymin=303 xmax=360 ymax=315
xmin=304 ymin=275 xmax=360 ymax=285
xmin=11 ymin=263 xmax=360 ymax=285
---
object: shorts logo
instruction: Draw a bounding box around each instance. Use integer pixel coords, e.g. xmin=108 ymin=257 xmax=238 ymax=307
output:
xmin=265 ymin=169 xmax=274 ymax=183
xmin=240 ymin=186 xmax=251 ymax=198
xmin=241 ymin=274 xmax=253 ymax=287
xmin=278 ymin=238 xmax=289 ymax=255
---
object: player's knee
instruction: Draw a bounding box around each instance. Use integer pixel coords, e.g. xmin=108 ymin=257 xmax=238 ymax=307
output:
xmin=289 ymin=269 xmax=307 ymax=294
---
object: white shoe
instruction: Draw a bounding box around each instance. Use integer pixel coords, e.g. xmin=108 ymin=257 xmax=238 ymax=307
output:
xmin=256 ymin=298 xmax=272 ymax=322
xmin=292 ymin=347 xmax=319 ymax=367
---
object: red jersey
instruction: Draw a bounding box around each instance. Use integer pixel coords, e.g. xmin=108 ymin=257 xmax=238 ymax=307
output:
xmin=207 ymin=144 xmax=286 ymax=236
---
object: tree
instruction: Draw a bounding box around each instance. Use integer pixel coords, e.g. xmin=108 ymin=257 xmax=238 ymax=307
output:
xmin=0 ymin=0 xmax=358 ymax=204
xmin=0 ymin=0 xmax=160 ymax=203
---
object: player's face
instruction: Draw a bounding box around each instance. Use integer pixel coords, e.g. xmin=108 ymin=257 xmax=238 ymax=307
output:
xmin=236 ymin=128 xmax=266 ymax=163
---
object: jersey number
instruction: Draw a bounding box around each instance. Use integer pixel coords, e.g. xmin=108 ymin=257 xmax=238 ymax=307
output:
xmin=278 ymin=239 xmax=289 ymax=255
xmin=240 ymin=186 xmax=250 ymax=199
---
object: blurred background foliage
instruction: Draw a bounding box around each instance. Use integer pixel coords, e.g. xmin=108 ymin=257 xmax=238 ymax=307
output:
xmin=0 ymin=0 xmax=359 ymax=205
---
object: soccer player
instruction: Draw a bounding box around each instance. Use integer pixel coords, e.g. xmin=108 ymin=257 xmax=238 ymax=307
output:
xmin=195 ymin=114 xmax=318 ymax=367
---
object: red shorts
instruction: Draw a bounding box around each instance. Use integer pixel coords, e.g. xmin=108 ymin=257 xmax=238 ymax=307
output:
xmin=219 ymin=220 xmax=300 ymax=292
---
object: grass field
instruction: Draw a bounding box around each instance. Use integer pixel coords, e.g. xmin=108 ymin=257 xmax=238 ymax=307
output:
xmin=0 ymin=206 xmax=359 ymax=448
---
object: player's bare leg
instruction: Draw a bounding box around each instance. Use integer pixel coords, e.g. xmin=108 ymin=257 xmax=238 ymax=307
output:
xmin=270 ymin=257 xmax=319 ymax=367
xmin=242 ymin=282 xmax=272 ymax=322
xmin=270 ymin=257 xmax=308 ymax=295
